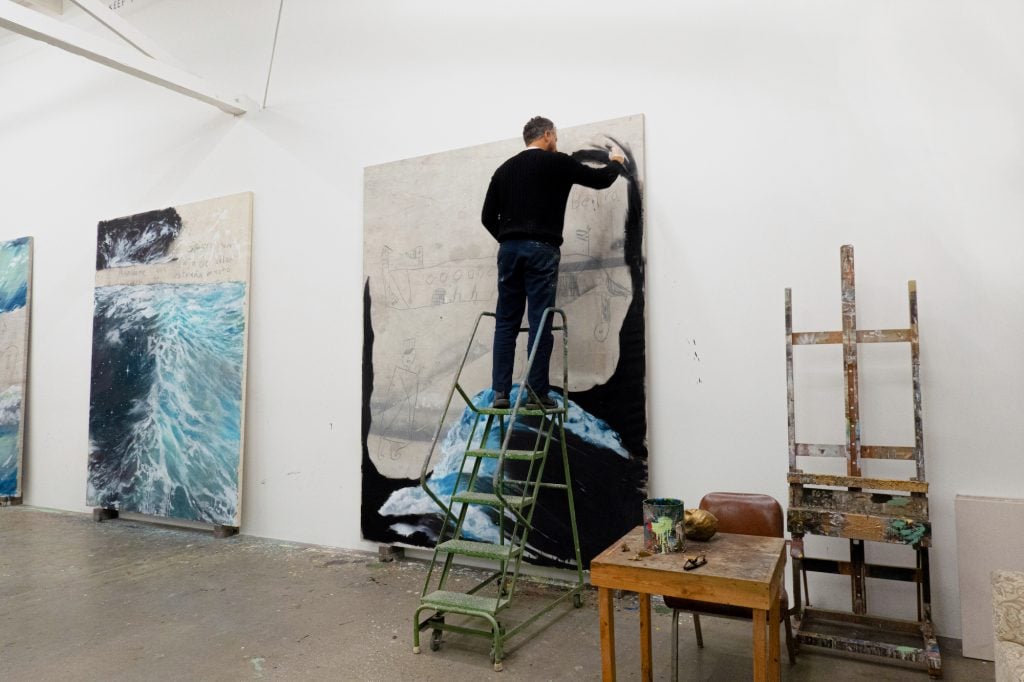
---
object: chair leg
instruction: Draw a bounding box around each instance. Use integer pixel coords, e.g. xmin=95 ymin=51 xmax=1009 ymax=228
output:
xmin=783 ymin=609 xmax=796 ymax=664
xmin=693 ymin=613 xmax=703 ymax=648
xmin=671 ymin=608 xmax=680 ymax=682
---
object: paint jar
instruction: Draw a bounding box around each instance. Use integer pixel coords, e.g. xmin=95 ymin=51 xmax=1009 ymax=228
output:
xmin=642 ymin=498 xmax=685 ymax=554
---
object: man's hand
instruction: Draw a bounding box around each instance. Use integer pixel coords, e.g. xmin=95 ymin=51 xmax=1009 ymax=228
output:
xmin=587 ymin=135 xmax=627 ymax=166
xmin=604 ymin=140 xmax=626 ymax=166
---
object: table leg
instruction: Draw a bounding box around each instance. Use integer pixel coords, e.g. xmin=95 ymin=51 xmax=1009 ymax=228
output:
xmin=599 ymin=587 xmax=616 ymax=682
xmin=768 ymin=596 xmax=781 ymax=681
xmin=639 ymin=592 xmax=653 ymax=682
xmin=753 ymin=608 xmax=768 ymax=681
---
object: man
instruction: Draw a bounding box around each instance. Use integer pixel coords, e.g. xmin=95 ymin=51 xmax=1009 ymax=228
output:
xmin=481 ymin=116 xmax=625 ymax=409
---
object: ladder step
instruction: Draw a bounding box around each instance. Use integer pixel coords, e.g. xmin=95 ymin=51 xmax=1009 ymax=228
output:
xmin=421 ymin=590 xmax=511 ymax=615
xmin=437 ymin=539 xmax=521 ymax=561
xmin=465 ymin=448 xmax=543 ymax=461
xmin=478 ymin=406 xmax=566 ymax=416
xmin=451 ymin=492 xmax=533 ymax=509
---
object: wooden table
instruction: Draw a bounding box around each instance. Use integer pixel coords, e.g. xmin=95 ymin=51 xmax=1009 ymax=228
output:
xmin=590 ymin=527 xmax=786 ymax=681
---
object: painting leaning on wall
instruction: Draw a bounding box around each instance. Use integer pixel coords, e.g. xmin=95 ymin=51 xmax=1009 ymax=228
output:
xmin=362 ymin=115 xmax=648 ymax=567
xmin=0 ymin=237 xmax=33 ymax=502
xmin=86 ymin=193 xmax=253 ymax=527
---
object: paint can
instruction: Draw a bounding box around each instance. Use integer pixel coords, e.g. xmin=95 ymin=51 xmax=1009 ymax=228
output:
xmin=642 ymin=498 xmax=685 ymax=554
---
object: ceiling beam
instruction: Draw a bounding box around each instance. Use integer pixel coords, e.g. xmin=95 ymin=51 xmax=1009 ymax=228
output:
xmin=0 ymin=0 xmax=255 ymax=115
xmin=12 ymin=0 xmax=61 ymax=16
xmin=66 ymin=0 xmax=188 ymax=71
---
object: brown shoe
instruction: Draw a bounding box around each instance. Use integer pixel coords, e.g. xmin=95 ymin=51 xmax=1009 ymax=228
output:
xmin=526 ymin=395 xmax=558 ymax=410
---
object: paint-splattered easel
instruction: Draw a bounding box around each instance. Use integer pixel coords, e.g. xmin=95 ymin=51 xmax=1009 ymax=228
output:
xmin=785 ymin=245 xmax=941 ymax=678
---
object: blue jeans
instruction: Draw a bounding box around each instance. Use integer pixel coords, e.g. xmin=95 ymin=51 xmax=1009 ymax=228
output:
xmin=492 ymin=239 xmax=560 ymax=396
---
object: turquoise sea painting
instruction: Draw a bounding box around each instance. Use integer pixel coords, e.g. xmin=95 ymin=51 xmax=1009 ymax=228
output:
xmin=86 ymin=194 xmax=252 ymax=526
xmin=0 ymin=237 xmax=32 ymax=500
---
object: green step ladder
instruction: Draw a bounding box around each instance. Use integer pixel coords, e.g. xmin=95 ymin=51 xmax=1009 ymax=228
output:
xmin=412 ymin=307 xmax=584 ymax=672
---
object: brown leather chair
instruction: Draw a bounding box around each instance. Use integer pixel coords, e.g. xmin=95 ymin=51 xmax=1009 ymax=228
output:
xmin=664 ymin=492 xmax=796 ymax=680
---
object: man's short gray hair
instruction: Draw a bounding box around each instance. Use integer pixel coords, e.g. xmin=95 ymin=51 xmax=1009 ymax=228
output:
xmin=523 ymin=116 xmax=554 ymax=145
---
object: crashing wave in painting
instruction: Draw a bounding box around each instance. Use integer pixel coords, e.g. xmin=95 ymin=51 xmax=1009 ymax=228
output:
xmin=0 ymin=386 xmax=25 ymax=496
xmin=88 ymin=283 xmax=245 ymax=524
xmin=0 ymin=237 xmax=31 ymax=498
xmin=96 ymin=207 xmax=182 ymax=269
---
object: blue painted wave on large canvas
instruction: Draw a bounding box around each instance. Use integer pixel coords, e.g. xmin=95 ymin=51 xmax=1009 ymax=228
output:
xmin=0 ymin=386 xmax=22 ymax=496
xmin=87 ymin=282 xmax=246 ymax=524
xmin=0 ymin=237 xmax=30 ymax=313
xmin=379 ymin=386 xmax=629 ymax=550
xmin=0 ymin=237 xmax=29 ymax=496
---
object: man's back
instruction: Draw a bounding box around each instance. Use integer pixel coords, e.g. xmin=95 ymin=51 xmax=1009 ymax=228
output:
xmin=483 ymin=116 xmax=624 ymax=408
xmin=482 ymin=148 xmax=619 ymax=247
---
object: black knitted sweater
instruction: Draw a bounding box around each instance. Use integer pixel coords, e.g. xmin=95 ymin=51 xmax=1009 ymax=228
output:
xmin=481 ymin=148 xmax=621 ymax=247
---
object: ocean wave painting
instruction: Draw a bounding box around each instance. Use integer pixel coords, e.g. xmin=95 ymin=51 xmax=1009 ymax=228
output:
xmin=88 ymin=283 xmax=246 ymax=524
xmin=0 ymin=386 xmax=23 ymax=495
xmin=0 ymin=236 xmax=32 ymax=499
xmin=87 ymin=192 xmax=252 ymax=525
xmin=96 ymin=207 xmax=182 ymax=270
xmin=0 ymin=237 xmax=29 ymax=314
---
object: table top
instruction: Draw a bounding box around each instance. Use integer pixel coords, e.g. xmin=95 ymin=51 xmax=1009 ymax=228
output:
xmin=590 ymin=527 xmax=786 ymax=610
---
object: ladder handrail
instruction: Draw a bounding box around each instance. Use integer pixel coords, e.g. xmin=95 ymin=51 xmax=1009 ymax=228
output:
xmin=418 ymin=311 xmax=494 ymax=518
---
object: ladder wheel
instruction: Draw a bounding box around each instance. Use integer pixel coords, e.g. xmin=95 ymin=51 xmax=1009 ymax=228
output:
xmin=573 ymin=592 xmax=583 ymax=608
xmin=430 ymin=628 xmax=443 ymax=651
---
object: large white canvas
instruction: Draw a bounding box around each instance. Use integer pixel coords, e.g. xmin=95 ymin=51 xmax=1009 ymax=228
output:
xmin=362 ymin=115 xmax=648 ymax=565
xmin=955 ymin=494 xmax=1024 ymax=660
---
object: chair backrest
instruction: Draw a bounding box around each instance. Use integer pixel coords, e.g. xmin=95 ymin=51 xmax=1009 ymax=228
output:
xmin=699 ymin=492 xmax=783 ymax=538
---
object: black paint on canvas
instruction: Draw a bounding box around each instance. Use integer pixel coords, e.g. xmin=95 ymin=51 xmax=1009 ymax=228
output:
xmin=96 ymin=207 xmax=183 ymax=270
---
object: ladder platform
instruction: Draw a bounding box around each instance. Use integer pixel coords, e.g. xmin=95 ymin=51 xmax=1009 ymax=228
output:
xmin=465 ymin=448 xmax=543 ymax=461
xmin=451 ymin=491 xmax=533 ymax=509
xmin=437 ymin=539 xmax=521 ymax=561
xmin=421 ymin=590 xmax=511 ymax=615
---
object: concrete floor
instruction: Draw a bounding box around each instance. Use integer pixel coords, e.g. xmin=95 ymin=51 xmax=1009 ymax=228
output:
xmin=0 ymin=508 xmax=992 ymax=681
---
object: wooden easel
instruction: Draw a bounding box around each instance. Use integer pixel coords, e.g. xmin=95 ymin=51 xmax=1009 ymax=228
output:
xmin=785 ymin=245 xmax=941 ymax=678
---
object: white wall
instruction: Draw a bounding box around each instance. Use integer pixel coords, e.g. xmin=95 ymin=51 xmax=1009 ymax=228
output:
xmin=1 ymin=0 xmax=1022 ymax=639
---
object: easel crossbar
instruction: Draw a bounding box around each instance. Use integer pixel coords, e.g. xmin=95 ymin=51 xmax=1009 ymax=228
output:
xmin=787 ymin=473 xmax=928 ymax=493
xmin=799 ymin=557 xmax=920 ymax=582
xmin=791 ymin=329 xmax=914 ymax=345
xmin=795 ymin=444 xmax=917 ymax=460
xmin=788 ymin=508 xmax=931 ymax=546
